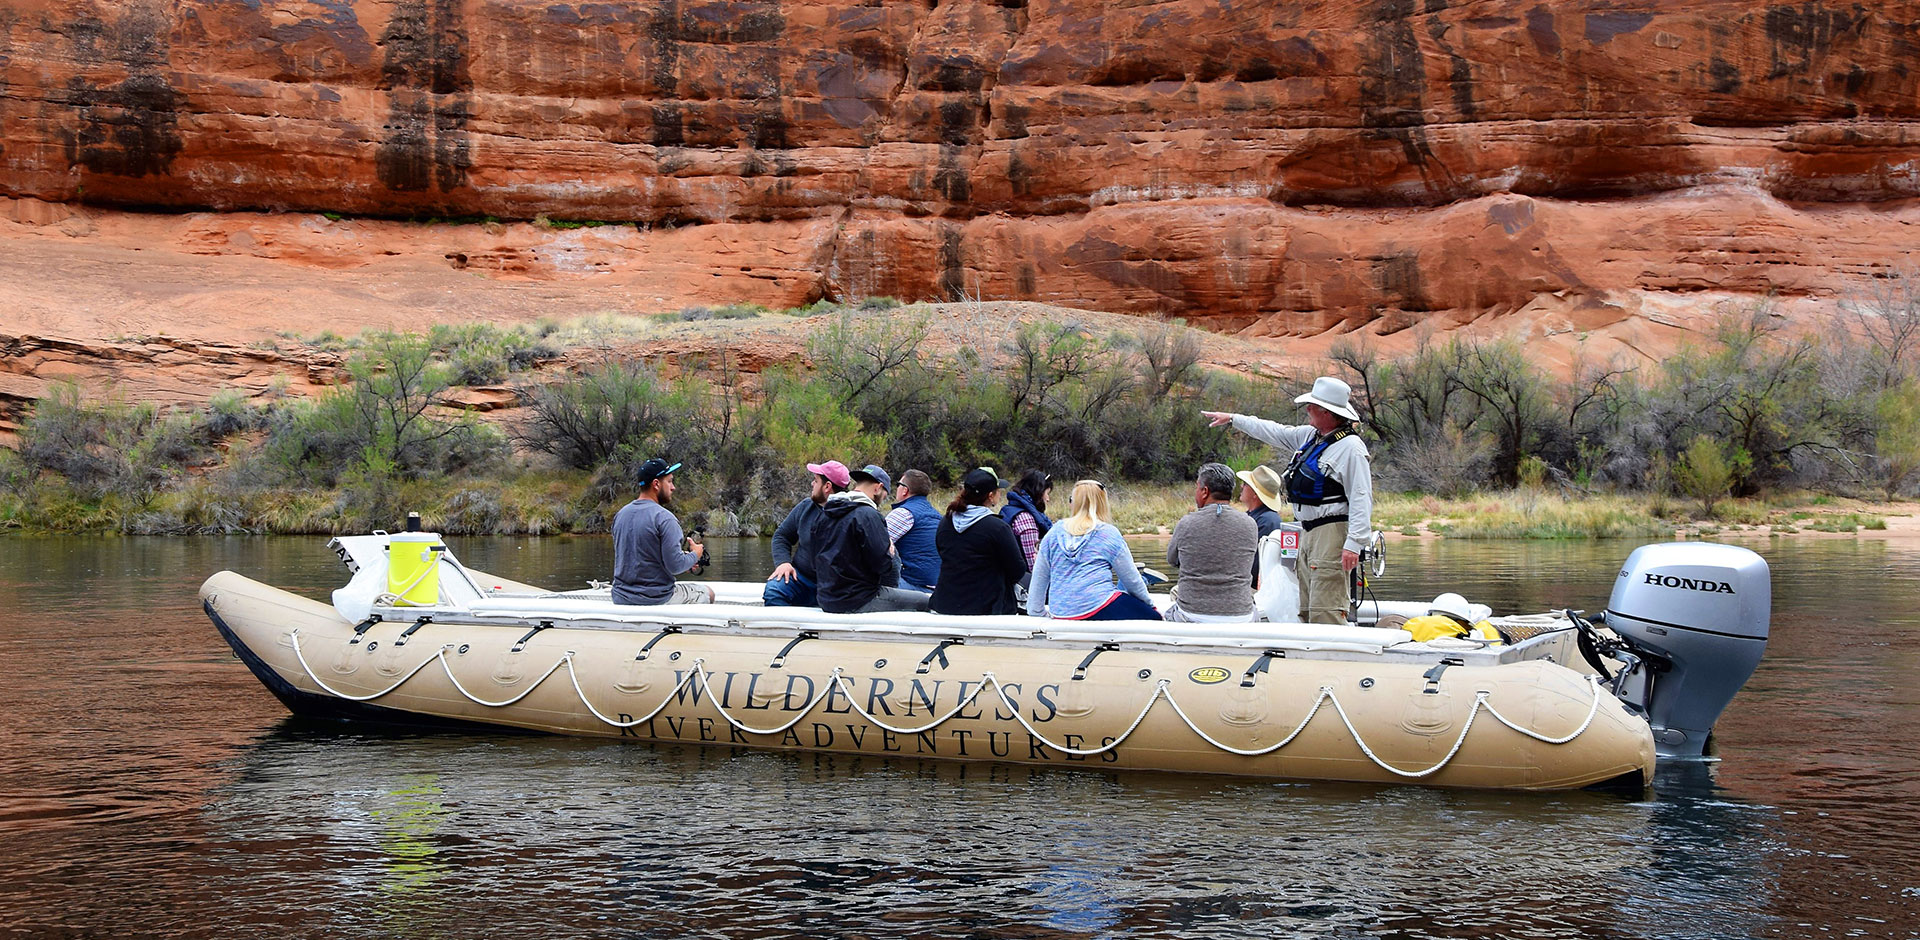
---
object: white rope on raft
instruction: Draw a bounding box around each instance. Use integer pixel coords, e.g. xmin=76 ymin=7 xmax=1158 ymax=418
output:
xmin=286 ymin=628 xmax=1608 ymax=777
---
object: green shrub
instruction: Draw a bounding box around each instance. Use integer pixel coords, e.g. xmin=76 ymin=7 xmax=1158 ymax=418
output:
xmin=1874 ymin=378 xmax=1920 ymax=498
xmin=757 ymin=369 xmax=886 ymax=470
xmin=427 ymin=323 xmax=558 ymax=385
xmin=1673 ymin=434 xmax=1750 ymax=517
xmin=257 ymin=332 xmax=504 ymax=486
xmin=517 ymin=359 xmax=703 ymax=471
xmin=198 ymin=388 xmax=264 ymax=439
xmin=15 ymin=383 xmax=212 ymax=515
xmin=803 ymin=310 xmax=1292 ymax=484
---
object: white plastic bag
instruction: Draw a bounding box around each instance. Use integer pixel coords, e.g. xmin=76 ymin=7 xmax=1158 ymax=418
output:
xmin=1254 ymin=533 xmax=1300 ymax=623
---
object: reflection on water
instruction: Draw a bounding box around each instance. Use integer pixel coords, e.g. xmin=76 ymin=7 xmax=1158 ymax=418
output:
xmin=1 ymin=535 xmax=1916 ymax=937
xmin=188 ymin=727 xmax=1777 ymax=939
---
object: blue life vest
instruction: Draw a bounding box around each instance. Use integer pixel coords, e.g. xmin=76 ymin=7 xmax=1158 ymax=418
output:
xmin=999 ymin=488 xmax=1053 ymax=538
xmin=1284 ymin=427 xmax=1357 ymax=506
xmin=893 ymin=494 xmax=942 ymax=589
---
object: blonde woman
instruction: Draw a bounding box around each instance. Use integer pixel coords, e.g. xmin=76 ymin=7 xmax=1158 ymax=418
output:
xmin=1025 ymin=480 xmax=1161 ymax=621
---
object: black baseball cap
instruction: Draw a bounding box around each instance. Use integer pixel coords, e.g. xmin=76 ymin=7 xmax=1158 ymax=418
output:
xmin=636 ymin=457 xmax=681 ymax=486
xmin=963 ymin=466 xmax=1010 ymax=494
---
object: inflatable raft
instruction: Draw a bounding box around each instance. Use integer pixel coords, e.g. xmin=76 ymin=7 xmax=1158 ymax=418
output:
xmin=200 ymin=535 xmax=1770 ymax=791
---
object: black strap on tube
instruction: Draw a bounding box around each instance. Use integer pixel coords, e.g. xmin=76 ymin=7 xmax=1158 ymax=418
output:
xmin=1072 ymin=644 xmax=1118 ymax=681
xmin=393 ymin=615 xmax=432 ymax=647
xmin=916 ymin=638 xmax=964 ymax=674
xmin=511 ymin=620 xmax=554 ymax=653
xmin=634 ymin=626 xmax=682 ymax=661
xmin=1422 ymin=657 xmax=1465 ymax=693
xmin=769 ymin=632 xmax=818 ymax=670
xmin=1241 ymin=649 xmax=1285 ymax=687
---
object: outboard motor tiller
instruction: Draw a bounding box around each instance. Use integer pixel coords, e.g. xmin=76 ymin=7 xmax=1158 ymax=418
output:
xmin=1603 ymin=542 xmax=1770 ymax=759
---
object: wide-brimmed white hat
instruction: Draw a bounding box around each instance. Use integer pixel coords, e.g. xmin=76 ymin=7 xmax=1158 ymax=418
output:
xmin=1294 ymin=375 xmax=1359 ymax=422
xmin=1429 ymin=592 xmax=1474 ymax=623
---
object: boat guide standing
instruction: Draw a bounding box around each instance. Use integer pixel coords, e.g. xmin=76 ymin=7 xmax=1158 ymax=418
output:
xmin=1203 ymin=375 xmax=1373 ymax=624
xmin=611 ymin=457 xmax=715 ymax=606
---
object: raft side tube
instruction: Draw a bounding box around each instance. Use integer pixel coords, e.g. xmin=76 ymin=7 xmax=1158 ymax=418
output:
xmin=201 ymin=570 xmax=1656 ymax=790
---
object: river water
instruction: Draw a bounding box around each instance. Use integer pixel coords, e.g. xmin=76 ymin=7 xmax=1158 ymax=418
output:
xmin=1 ymin=535 xmax=1915 ymax=938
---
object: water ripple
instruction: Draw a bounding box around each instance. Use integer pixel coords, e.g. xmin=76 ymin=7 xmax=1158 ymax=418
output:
xmin=1 ymin=537 xmax=1917 ymax=938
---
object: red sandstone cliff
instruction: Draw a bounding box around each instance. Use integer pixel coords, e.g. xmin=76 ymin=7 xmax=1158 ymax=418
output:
xmin=2 ymin=0 xmax=1918 ymax=333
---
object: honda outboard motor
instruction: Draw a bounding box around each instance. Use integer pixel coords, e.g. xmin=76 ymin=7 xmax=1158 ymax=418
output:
xmin=1604 ymin=542 xmax=1770 ymax=758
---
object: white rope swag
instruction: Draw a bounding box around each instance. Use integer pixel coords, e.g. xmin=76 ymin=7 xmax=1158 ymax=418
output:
xmin=287 ymin=629 xmax=1605 ymax=779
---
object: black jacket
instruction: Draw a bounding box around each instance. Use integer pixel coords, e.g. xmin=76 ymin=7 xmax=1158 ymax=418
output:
xmin=929 ymin=509 xmax=1027 ymax=616
xmin=810 ymin=494 xmax=894 ymax=613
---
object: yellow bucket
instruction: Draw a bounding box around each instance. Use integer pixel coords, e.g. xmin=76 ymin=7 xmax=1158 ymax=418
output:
xmin=385 ymin=533 xmax=444 ymax=606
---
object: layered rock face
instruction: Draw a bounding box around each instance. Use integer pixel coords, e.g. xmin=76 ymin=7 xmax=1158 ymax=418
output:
xmin=3 ymin=0 xmax=1918 ymax=330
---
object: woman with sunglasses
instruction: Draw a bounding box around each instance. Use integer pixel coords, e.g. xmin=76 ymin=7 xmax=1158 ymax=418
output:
xmin=1025 ymin=480 xmax=1162 ymax=621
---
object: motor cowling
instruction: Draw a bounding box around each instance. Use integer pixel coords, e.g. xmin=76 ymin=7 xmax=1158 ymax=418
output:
xmin=1605 ymin=542 xmax=1771 ymax=758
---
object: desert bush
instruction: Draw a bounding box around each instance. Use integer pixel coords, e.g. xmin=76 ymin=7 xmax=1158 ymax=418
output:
xmin=1647 ymin=306 xmax=1873 ymax=495
xmin=1873 ymin=378 xmax=1920 ymax=498
xmin=16 ymin=383 xmax=210 ymax=512
xmin=1375 ymin=425 xmax=1493 ymax=498
xmin=1673 ymin=433 xmax=1749 ymax=517
xmin=428 ymin=323 xmax=559 ymax=385
xmin=517 ymin=359 xmax=701 ymax=471
xmin=805 ymin=310 xmax=1291 ymax=483
xmin=258 ymin=332 xmax=503 ymax=485
xmin=1843 ymin=266 xmax=1920 ymax=387
xmin=757 ymin=369 xmax=887 ymax=472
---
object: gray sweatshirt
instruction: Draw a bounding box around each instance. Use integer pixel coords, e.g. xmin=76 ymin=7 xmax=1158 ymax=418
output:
xmin=611 ymin=498 xmax=698 ymax=604
xmin=1165 ymin=502 xmax=1258 ymax=616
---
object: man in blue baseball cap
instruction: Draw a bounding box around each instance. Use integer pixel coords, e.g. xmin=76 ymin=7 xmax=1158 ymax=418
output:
xmin=612 ymin=457 xmax=714 ymax=606
xmin=811 ymin=463 xmax=930 ymax=613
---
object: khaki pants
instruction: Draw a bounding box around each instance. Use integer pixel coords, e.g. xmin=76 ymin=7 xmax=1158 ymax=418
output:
xmin=668 ymin=582 xmax=715 ymax=605
xmin=1295 ymin=522 xmax=1349 ymax=624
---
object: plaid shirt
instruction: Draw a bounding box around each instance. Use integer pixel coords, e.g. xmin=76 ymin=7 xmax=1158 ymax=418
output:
xmin=885 ymin=505 xmax=915 ymax=545
xmin=1011 ymin=512 xmax=1040 ymax=570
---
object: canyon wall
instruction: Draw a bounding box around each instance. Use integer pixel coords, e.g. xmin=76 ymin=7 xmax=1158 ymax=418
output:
xmin=3 ymin=0 xmax=1919 ymax=331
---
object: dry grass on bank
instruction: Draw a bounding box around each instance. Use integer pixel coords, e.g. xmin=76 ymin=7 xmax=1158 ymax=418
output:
xmin=1 ymin=472 xmax=1903 ymax=540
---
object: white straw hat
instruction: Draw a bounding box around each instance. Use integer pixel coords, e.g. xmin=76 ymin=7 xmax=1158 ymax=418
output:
xmin=1294 ymin=376 xmax=1359 ymax=422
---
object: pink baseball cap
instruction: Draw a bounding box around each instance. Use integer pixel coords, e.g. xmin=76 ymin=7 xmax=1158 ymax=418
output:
xmin=805 ymin=460 xmax=851 ymax=488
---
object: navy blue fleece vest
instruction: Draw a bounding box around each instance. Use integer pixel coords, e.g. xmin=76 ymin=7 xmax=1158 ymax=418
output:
xmin=894 ymin=494 xmax=942 ymax=589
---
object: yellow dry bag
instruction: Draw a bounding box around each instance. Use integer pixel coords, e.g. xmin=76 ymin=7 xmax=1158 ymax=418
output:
xmin=1402 ymin=614 xmax=1502 ymax=645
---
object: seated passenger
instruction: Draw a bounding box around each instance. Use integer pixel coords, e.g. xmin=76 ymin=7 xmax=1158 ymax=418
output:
xmin=612 ymin=458 xmax=715 ymax=606
xmin=1401 ymin=592 xmax=1503 ymax=644
xmin=812 ymin=465 xmax=930 ymax=614
xmin=1026 ymin=480 xmax=1161 ymax=621
xmin=1164 ymin=462 xmax=1259 ymax=623
xmin=885 ymin=469 xmax=942 ymax=591
xmin=930 ymin=467 xmax=1028 ymax=616
xmin=1000 ymin=469 xmax=1055 ymax=571
xmin=763 ymin=460 xmax=849 ymax=607
xmin=1236 ymin=464 xmax=1287 ymax=585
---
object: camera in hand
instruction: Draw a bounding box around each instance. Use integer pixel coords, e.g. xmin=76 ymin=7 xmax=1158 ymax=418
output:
xmin=686 ymin=526 xmax=710 ymax=576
